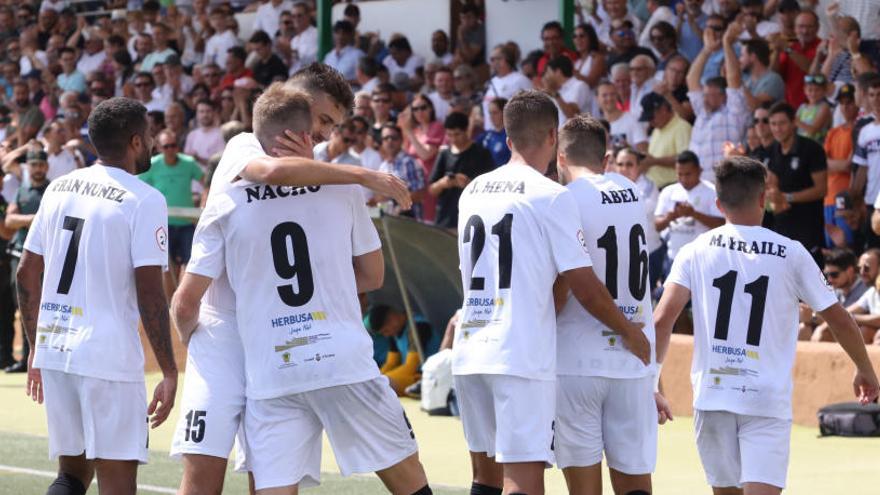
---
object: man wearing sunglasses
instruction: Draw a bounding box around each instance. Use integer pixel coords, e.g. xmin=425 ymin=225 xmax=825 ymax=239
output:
xmin=606 ymin=19 xmax=655 ymax=69
xmin=803 ymin=248 xmax=868 ymax=341
xmin=314 ymin=120 xmax=361 ymax=168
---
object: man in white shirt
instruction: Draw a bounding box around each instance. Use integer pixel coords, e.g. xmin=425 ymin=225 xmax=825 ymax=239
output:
xmin=430 ymin=30 xmax=454 ymax=66
xmin=172 ymin=81 xmax=431 ymax=495
xmin=75 ymin=27 xmax=107 ymax=76
xmin=17 ymin=97 xmax=177 ymax=495
xmin=629 ymin=55 xmax=657 ymax=117
xmin=140 ymin=23 xmax=177 ymax=72
xmin=252 ymin=0 xmax=293 ymax=39
xmin=482 ymin=44 xmax=532 ymax=131
xmin=654 ymin=156 xmax=879 ymax=495
xmin=169 ymin=65 xmax=414 ymax=495
xmin=184 ymin=101 xmax=225 ymax=167
xmin=598 ymin=81 xmax=648 ymax=152
xmin=383 ymin=36 xmax=424 ymax=80
xmin=655 ymin=151 xmax=725 ymax=271
xmin=203 ymin=9 xmax=240 ymax=70
xmin=543 ymin=55 xmax=594 ymax=124
xmin=323 ymin=20 xmax=364 ymax=83
xmin=288 ymin=2 xmax=318 ymax=74
xmin=132 ymin=72 xmax=167 ymax=113
xmin=313 ymin=120 xmax=360 ymax=166
xmin=428 ymin=66 xmax=455 ymax=123
xmin=355 ymin=57 xmax=381 ymax=95
xmin=554 ymin=115 xmax=664 ymax=495
xmin=454 ymin=91 xmax=649 ymax=495
xmin=43 ymin=119 xmax=82 ymax=181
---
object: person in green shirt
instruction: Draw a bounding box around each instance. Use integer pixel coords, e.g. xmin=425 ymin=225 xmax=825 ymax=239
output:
xmin=139 ymin=129 xmax=204 ymax=277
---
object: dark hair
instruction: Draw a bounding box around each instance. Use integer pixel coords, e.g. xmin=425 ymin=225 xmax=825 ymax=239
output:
xmin=489 ymin=97 xmax=508 ymax=112
xmin=410 ymin=93 xmax=436 ymax=123
xmin=134 ymin=71 xmax=154 ymax=85
xmin=381 ymin=122 xmax=402 ymax=137
xmin=372 ymin=82 xmax=394 ymax=98
xmin=88 ymin=97 xmax=148 ymax=161
xmin=547 ymin=56 xmax=574 ymax=78
xmin=59 ymin=46 xmax=76 ymax=57
xmin=142 ymin=0 xmax=160 ymax=12
xmin=856 ymin=72 xmax=880 ymax=91
xmin=388 ymin=36 xmax=413 ymax=53
xmin=676 ymin=150 xmax=700 ymax=168
xmin=444 ymin=111 xmax=469 ymax=130
xmin=333 ymin=20 xmax=355 ymax=35
xmin=358 ymin=56 xmax=379 ymax=78
xmin=196 ymin=98 xmax=214 ymax=110
xmin=559 ymin=115 xmax=607 ymax=168
xmin=743 ymin=39 xmax=771 ymax=66
xmin=460 ymin=4 xmax=480 ymax=16
xmin=368 ymin=304 xmax=392 ymax=332
xmin=227 ymin=45 xmax=247 ymax=62
xmin=713 ymin=156 xmax=767 ymax=210
xmin=493 ymin=43 xmax=518 ymax=69
xmin=107 ymin=34 xmax=126 ymax=47
xmin=350 ymin=115 xmax=370 ymax=130
xmin=868 ymin=76 xmax=880 ymax=91
xmin=574 ymin=23 xmax=600 ymax=53
xmin=542 ymin=21 xmax=564 ymax=36
xmin=825 ymin=248 xmax=858 ymax=270
xmin=705 ymin=76 xmax=727 ymax=91
xmin=769 ymin=101 xmax=796 ymax=120
xmin=249 ymin=30 xmax=272 ymax=45
xmin=651 ymin=21 xmax=677 ymax=43
xmin=504 ymin=90 xmax=558 ymax=151
xmin=289 ymin=62 xmax=355 ymax=112
xmin=741 ymin=0 xmax=763 ymax=8
xmin=343 ymin=3 xmax=360 ymax=17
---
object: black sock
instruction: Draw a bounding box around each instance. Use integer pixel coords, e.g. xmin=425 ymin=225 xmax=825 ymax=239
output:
xmin=625 ymin=491 xmax=651 ymax=495
xmin=46 ymin=473 xmax=86 ymax=495
xmin=411 ymin=485 xmax=433 ymax=495
xmin=470 ymin=482 xmax=502 ymax=495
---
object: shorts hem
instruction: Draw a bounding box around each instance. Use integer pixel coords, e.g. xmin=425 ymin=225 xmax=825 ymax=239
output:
xmin=556 ymin=456 xmax=603 ymax=470
xmin=254 ymin=473 xmax=320 ymax=491
xmin=494 ymin=452 xmax=554 ymax=464
xmin=741 ymin=476 xmax=786 ymax=489
xmin=606 ymin=461 xmax=655 ymax=476
xmin=338 ymin=445 xmax=419 ymax=477
xmin=169 ymin=447 xmax=233 ymax=461
xmin=707 ymin=477 xmax=741 ymax=489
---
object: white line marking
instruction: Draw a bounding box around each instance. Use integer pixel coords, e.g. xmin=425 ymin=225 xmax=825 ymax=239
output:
xmin=0 ymin=464 xmax=177 ymax=494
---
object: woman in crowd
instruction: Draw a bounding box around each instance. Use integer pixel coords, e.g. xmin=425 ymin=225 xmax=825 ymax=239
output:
xmin=572 ymin=23 xmax=606 ymax=89
xmin=796 ymin=73 xmax=832 ymax=143
xmin=476 ymin=97 xmax=510 ymax=167
xmin=401 ymin=93 xmax=444 ymax=220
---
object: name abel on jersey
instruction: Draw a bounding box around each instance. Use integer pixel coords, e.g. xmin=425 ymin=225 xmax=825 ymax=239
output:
xmin=245 ymin=184 xmax=320 ymax=203
xmin=708 ymin=234 xmax=787 ymax=258
xmin=50 ymin=178 xmax=128 ymax=203
xmin=600 ymin=187 xmax=639 ymax=205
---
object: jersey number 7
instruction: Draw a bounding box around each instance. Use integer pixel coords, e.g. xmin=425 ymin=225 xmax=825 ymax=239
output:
xmin=57 ymin=216 xmax=84 ymax=295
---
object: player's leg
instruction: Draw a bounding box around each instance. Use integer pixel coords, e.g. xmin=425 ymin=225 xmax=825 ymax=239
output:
xmin=605 ymin=376 xmax=657 ymax=495
xmin=93 ymin=459 xmax=138 ymax=495
xmin=492 ymin=375 xmax=555 ymax=495
xmin=179 ymin=454 xmax=229 ymax=494
xmin=556 ymin=375 xmax=608 ymax=495
xmin=42 ymin=371 xmax=93 ymax=494
xmin=694 ymin=410 xmax=743 ymax=494
xmin=454 ymin=374 xmax=503 ymax=493
xmin=245 ymin=393 xmax=322 ymax=494
xmin=309 ymin=377 xmax=428 ymax=494
xmin=737 ymin=414 xmax=790 ymax=495
xmin=47 ymin=454 xmax=93 ymax=495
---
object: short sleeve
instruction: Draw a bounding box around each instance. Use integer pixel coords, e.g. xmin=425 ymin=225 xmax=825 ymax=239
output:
xmin=429 ymin=152 xmax=447 ymax=184
xmin=791 ymin=243 xmax=838 ymax=312
xmin=425 ymin=122 xmax=445 ymax=147
xmin=806 ymin=141 xmax=828 ymax=173
xmin=726 ymin=88 xmax=748 ymax=118
xmin=544 ymin=190 xmax=592 ymax=273
xmin=183 ymin=133 xmax=196 ymax=157
xmin=655 ymin=187 xmax=673 ymax=216
xmin=853 ymin=128 xmax=868 ymax=166
xmin=350 ymin=193 xmax=381 ymax=256
xmin=130 ymin=191 xmax=169 ymax=269
xmin=630 ymin=119 xmax=648 ymax=146
xmin=665 ymin=241 xmax=694 ymax=290
xmin=190 ymin=159 xmax=205 ymax=181
xmin=22 ymin=202 xmax=47 ymax=255
xmin=856 ymin=289 xmax=874 ymax=313
xmin=186 ymin=198 xmax=230 ymax=279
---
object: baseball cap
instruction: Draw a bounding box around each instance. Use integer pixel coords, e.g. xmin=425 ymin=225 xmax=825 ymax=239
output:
xmin=837 ymin=83 xmax=855 ymax=103
xmin=26 ymin=149 xmax=48 ymax=164
xmin=835 ymin=191 xmax=853 ymax=215
xmin=638 ymin=92 xmax=666 ymax=122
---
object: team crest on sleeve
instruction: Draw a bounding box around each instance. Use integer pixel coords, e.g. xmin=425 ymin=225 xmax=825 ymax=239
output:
xmin=156 ymin=227 xmax=168 ymax=252
xmin=577 ymin=229 xmax=588 ymax=254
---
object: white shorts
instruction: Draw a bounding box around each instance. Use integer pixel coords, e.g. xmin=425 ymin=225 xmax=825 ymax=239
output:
xmin=694 ymin=409 xmax=791 ymax=489
xmin=170 ymin=309 xmax=247 ymax=462
xmin=454 ymin=373 xmax=555 ymax=464
xmin=555 ymin=375 xmax=657 ymax=474
xmin=42 ymin=369 xmax=148 ymax=463
xmin=245 ymin=376 xmax=418 ymax=491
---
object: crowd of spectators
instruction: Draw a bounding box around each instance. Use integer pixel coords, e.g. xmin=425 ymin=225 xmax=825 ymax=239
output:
xmin=1 ymin=0 xmax=880 ymax=373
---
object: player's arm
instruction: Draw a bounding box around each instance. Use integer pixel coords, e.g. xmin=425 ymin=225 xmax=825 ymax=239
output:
xmin=851 ymin=165 xmax=867 ymax=202
xmin=135 ymin=265 xmax=178 ymax=428
xmin=170 ymin=273 xmax=214 ymax=345
xmin=818 ymin=303 xmax=880 ymax=403
xmin=787 ymin=170 xmax=827 ymax=204
xmin=654 ymin=210 xmax=678 ymax=232
xmin=562 ymin=266 xmax=651 ymax=365
xmin=16 ymin=249 xmax=44 ymax=402
xmin=690 ymin=209 xmax=725 ymax=228
xmin=653 ymin=281 xmax=691 ymax=365
xmin=4 ymin=202 xmax=34 ymax=230
xmin=553 ymin=275 xmax=569 ymax=314
xmin=352 ymin=249 xmax=384 ymax=293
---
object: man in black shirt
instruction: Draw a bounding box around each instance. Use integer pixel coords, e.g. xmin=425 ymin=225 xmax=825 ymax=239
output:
xmin=428 ymin=112 xmax=494 ymax=230
xmin=766 ymin=102 xmax=827 ymax=263
xmin=0 ymin=195 xmax=14 ymax=369
xmin=249 ymin=30 xmax=289 ymax=87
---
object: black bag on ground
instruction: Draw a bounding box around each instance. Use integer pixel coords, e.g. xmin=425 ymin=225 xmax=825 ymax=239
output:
xmin=817 ymin=402 xmax=880 ymax=437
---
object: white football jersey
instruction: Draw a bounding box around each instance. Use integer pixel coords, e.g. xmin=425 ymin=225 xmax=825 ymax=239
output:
xmin=24 ymin=165 xmax=169 ymax=382
xmin=199 ymin=132 xmax=265 ymax=312
xmin=666 ymin=224 xmax=837 ymax=419
xmin=453 ymin=164 xmax=592 ymax=381
xmin=654 ymin=180 xmax=722 ymax=259
xmin=557 ymin=173 xmax=656 ymax=378
xmin=187 ymin=181 xmax=382 ymax=400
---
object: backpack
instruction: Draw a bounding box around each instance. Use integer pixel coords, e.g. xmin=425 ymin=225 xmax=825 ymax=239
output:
xmin=817 ymin=402 xmax=880 ymax=437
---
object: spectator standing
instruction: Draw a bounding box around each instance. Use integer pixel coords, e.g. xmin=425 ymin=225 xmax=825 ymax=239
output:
xmin=815 ymin=15 xmax=874 ymax=85
xmin=738 ymin=0 xmax=781 ymax=40
xmin=133 ymin=72 xmax=166 ymax=112
xmin=140 ymin=23 xmax=176 ymax=72
xmin=288 ymin=2 xmax=318 ymax=74
xmin=75 ymin=27 xmax=108 ymax=76
xmin=356 ymin=57 xmax=381 ymax=95
xmin=42 ymin=118 xmax=82 ymax=181
xmin=0 ymin=194 xmax=14 ymax=370
xmin=697 ymin=15 xmax=727 ymax=84
xmin=184 ymin=99 xmax=225 ymax=167
xmin=597 ymin=81 xmax=647 ymax=152
xmin=428 ymin=112 xmax=494 ymax=230
xmin=652 ymin=54 xmax=695 ymax=123
xmin=249 ymin=31 xmax=288 ymax=87
xmin=401 ymin=94 xmax=444 ymax=220
xmin=853 ymin=78 xmax=880 ymax=245
xmin=204 ymin=8 xmax=240 ymax=70
xmin=158 ymin=55 xmax=194 ymax=104
xmin=323 ymin=20 xmax=364 ymax=84
xmin=615 ymin=147 xmax=664 ymax=291
xmin=252 ymin=0 xmax=293 ymax=42
xmin=383 ymin=36 xmax=424 ymax=80
xmin=629 ymin=55 xmax=657 ymax=115
xmin=428 ymin=66 xmax=455 ymax=123
xmin=3 ymin=148 xmax=49 ymax=373
xmin=217 ymin=46 xmax=253 ymax=95
xmin=482 ymin=44 xmax=532 ymax=131
xmin=796 ymin=74 xmax=832 ymax=143
xmin=610 ymin=63 xmax=632 ymax=110
xmin=139 ymin=129 xmax=203 ymax=277
xmin=378 ymin=124 xmax=425 ymax=220
xmin=766 ymin=102 xmax=828 ymax=261
xmin=649 ymin=21 xmax=681 ymax=71
xmin=350 ymin=116 xmax=382 ymax=172
xmin=774 ymin=10 xmax=822 ymax=109
xmin=640 ymin=0 xmax=676 ymax=50
xmin=543 ymin=56 xmax=594 ymax=122
xmin=676 ymin=0 xmax=708 ymax=62
xmin=369 ymin=84 xmax=396 ymax=148
xmin=654 ymin=150 xmax=724 ymax=274
xmin=737 ymin=38 xmax=786 ymax=111
xmin=476 ymin=98 xmax=511 ymax=167
xmin=641 ymin=92 xmax=693 ymax=187
xmin=596 ymin=0 xmax=644 ymax=48
xmin=572 ymin=23 xmax=605 ymax=89
xmin=747 ymin=104 xmax=775 ymax=164
xmin=454 ymin=4 xmax=486 ymax=68
xmin=536 ymin=21 xmax=578 ymax=76
xmin=606 ymin=19 xmax=655 ymax=68
xmin=430 ymin=30 xmax=454 ymax=66
xmin=57 ymin=46 xmax=85 ymax=94
xmin=685 ymin=23 xmax=749 ymax=182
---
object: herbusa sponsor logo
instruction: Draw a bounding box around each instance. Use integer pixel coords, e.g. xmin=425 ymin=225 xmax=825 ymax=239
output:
xmin=466 ymin=297 xmax=504 ymax=307
xmin=40 ymin=302 xmax=83 ymax=316
xmin=618 ymin=305 xmax=643 ymax=317
xmin=271 ymin=311 xmax=327 ymax=328
xmin=712 ymin=344 xmax=759 ymax=360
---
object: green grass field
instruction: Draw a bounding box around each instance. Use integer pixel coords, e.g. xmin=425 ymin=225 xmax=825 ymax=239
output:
xmin=1 ymin=372 xmax=878 ymax=494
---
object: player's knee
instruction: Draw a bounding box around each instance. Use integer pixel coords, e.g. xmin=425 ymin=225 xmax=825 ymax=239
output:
xmin=411 ymin=485 xmax=433 ymax=495
xmin=46 ymin=472 xmax=87 ymax=495
xmin=470 ymin=482 xmax=502 ymax=495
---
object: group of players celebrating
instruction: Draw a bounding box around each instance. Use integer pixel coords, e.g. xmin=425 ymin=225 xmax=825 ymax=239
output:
xmin=13 ymin=61 xmax=880 ymax=495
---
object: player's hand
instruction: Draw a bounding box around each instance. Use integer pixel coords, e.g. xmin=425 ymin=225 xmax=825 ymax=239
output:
xmin=272 ymin=129 xmax=314 ymax=159
xmin=148 ymin=375 xmax=178 ymax=429
xmin=853 ymin=369 xmax=879 ymax=405
xmin=621 ymin=322 xmax=651 ymax=365
xmin=362 ymin=171 xmax=412 ymax=210
xmin=655 ymin=392 xmax=673 ymax=424
xmin=26 ymin=350 xmax=42 ymax=404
